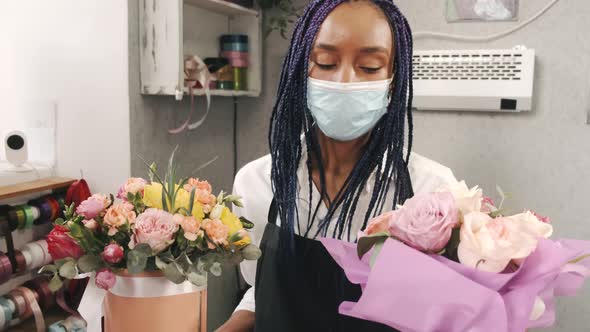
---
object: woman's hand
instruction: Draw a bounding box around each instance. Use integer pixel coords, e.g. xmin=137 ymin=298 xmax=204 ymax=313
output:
xmin=215 ymin=310 xmax=255 ymax=332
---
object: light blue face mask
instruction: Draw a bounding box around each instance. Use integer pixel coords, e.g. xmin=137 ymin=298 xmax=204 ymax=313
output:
xmin=307 ymin=77 xmax=391 ymax=141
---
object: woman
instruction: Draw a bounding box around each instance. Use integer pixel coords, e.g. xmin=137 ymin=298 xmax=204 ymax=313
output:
xmin=218 ymin=0 xmax=457 ymax=331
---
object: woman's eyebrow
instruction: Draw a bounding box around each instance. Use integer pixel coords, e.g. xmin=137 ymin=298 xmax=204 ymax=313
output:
xmin=359 ymin=46 xmax=389 ymax=54
xmin=315 ymin=43 xmax=338 ymax=51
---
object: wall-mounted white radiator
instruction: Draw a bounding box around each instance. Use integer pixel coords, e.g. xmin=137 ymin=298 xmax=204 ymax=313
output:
xmin=412 ymin=48 xmax=535 ymax=112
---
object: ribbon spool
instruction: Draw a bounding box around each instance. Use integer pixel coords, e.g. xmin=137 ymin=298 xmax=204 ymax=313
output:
xmin=29 ymin=198 xmax=53 ymax=225
xmin=0 ymin=253 xmax=12 ymax=284
xmin=24 ymin=276 xmax=55 ymax=311
xmin=21 ymin=240 xmax=51 ymax=271
xmin=0 ymin=296 xmax=15 ymax=330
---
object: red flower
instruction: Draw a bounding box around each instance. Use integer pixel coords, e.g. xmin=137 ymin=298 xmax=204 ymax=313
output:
xmin=47 ymin=225 xmax=85 ymax=260
xmin=65 ymin=178 xmax=92 ymax=208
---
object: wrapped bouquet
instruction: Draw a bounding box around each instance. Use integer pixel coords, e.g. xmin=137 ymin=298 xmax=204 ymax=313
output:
xmin=321 ymin=181 xmax=590 ymax=332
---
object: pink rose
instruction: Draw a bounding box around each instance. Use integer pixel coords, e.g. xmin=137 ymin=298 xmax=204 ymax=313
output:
xmin=173 ymin=214 xmax=203 ymax=241
xmin=102 ymin=243 xmax=124 ymax=264
xmin=82 ymin=219 xmax=98 ymax=231
xmin=117 ymin=177 xmax=147 ymax=200
xmin=103 ymin=202 xmax=136 ymax=236
xmin=76 ymin=197 xmax=105 ymax=219
xmin=95 ymin=268 xmax=116 ymax=290
xmin=201 ymin=219 xmax=229 ymax=249
xmin=359 ymin=211 xmax=395 ymax=238
xmin=131 ymin=208 xmax=178 ymax=253
xmin=389 ymin=192 xmax=459 ymax=252
xmin=458 ymin=211 xmax=553 ymax=272
xmin=91 ymin=193 xmax=111 ymax=209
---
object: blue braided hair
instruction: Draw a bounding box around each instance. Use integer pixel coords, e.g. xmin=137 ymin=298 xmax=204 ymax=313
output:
xmin=269 ymin=0 xmax=415 ymax=244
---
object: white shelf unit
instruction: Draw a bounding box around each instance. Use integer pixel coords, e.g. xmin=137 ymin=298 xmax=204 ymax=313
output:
xmin=139 ymin=0 xmax=262 ymax=99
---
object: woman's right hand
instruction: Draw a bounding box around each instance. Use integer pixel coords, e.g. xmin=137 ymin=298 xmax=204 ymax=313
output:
xmin=215 ymin=310 xmax=255 ymax=332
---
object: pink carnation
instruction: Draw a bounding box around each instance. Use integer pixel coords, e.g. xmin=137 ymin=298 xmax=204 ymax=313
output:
xmin=117 ymin=177 xmax=147 ymax=200
xmin=389 ymin=192 xmax=459 ymax=252
xmin=82 ymin=219 xmax=98 ymax=231
xmin=95 ymin=268 xmax=116 ymax=290
xmin=480 ymin=196 xmax=496 ymax=214
xmin=173 ymin=214 xmax=203 ymax=241
xmin=131 ymin=208 xmax=178 ymax=253
xmin=527 ymin=210 xmax=551 ymax=223
xmin=103 ymin=202 xmax=136 ymax=236
xmin=202 ymin=219 xmax=229 ymax=249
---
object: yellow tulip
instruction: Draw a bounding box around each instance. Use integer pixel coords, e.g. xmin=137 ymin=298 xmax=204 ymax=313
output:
xmin=143 ymin=182 xmax=164 ymax=209
xmin=220 ymin=207 xmax=251 ymax=247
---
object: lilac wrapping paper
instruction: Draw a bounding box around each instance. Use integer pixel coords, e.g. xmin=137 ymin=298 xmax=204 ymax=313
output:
xmin=320 ymin=237 xmax=590 ymax=332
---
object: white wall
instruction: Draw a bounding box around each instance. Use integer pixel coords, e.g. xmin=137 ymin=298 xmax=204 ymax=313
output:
xmin=0 ymin=0 xmax=130 ymax=194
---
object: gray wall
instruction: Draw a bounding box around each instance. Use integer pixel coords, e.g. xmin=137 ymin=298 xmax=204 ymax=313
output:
xmin=130 ymin=0 xmax=590 ymax=330
xmin=128 ymin=1 xmax=241 ymax=330
xmin=237 ymin=0 xmax=590 ymax=331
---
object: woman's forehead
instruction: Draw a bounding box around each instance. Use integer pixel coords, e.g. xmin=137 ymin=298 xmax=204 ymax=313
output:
xmin=313 ymin=2 xmax=393 ymax=52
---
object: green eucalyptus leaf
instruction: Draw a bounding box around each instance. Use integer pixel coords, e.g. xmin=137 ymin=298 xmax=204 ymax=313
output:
xmin=186 ymin=264 xmax=207 ymax=287
xmin=357 ymin=232 xmax=390 ymax=259
xmin=68 ymin=223 xmax=84 ymax=238
xmin=188 ymin=188 xmax=196 ymax=215
xmin=241 ymin=244 xmax=262 ymax=260
xmin=54 ymin=218 xmax=66 ymax=225
xmin=77 ymin=254 xmax=103 ymax=273
xmin=134 ymin=243 xmax=153 ymax=256
xmin=48 ymin=274 xmax=64 ymax=292
xmin=59 ymin=260 xmax=78 ymax=279
xmin=127 ymin=250 xmax=148 ymax=274
xmin=209 ymin=262 xmax=222 ymax=277
xmin=155 ymin=256 xmax=167 ymax=270
xmin=163 ymin=262 xmax=186 ymax=284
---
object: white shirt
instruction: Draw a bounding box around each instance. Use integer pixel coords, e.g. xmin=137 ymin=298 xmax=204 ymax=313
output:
xmin=232 ymin=151 xmax=457 ymax=313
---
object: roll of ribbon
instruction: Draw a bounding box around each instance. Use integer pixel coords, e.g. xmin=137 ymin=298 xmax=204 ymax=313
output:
xmin=217 ymin=81 xmax=234 ymax=90
xmin=24 ymin=277 xmax=55 ymax=311
xmin=21 ymin=240 xmax=51 ymax=271
xmin=221 ymin=42 xmax=248 ymax=52
xmin=46 ymin=197 xmax=60 ymax=221
xmin=29 ymin=198 xmax=53 ymax=224
xmin=0 ymin=253 xmax=12 ymax=284
xmin=14 ymin=250 xmax=27 ymax=274
xmin=219 ymin=34 xmax=248 ymax=44
xmin=220 ymin=50 xmax=249 ymax=60
xmin=233 ymin=67 xmax=248 ymax=90
xmin=5 ymin=292 xmax=26 ymax=318
xmin=14 ymin=207 xmax=26 ymax=230
xmin=19 ymin=205 xmax=35 ymax=229
xmin=0 ymin=296 xmax=14 ymax=329
xmin=14 ymin=287 xmax=45 ymax=332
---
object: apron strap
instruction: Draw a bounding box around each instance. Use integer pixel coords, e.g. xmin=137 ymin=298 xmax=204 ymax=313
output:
xmin=267 ymin=198 xmax=278 ymax=225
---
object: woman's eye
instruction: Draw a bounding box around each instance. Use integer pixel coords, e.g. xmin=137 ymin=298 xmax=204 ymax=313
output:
xmin=361 ymin=66 xmax=382 ymax=74
xmin=315 ymin=63 xmax=336 ymax=70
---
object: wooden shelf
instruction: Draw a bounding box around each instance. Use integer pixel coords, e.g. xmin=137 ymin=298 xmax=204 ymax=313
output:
xmin=184 ymin=87 xmax=260 ymax=97
xmin=0 ymin=177 xmax=75 ymax=201
xmin=184 ymin=0 xmax=259 ymax=16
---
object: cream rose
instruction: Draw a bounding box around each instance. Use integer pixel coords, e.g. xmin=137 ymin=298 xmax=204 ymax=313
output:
xmin=438 ymin=180 xmax=483 ymax=216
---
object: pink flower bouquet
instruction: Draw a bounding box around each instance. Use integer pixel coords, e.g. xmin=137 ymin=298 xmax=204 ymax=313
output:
xmin=40 ymin=149 xmax=261 ymax=292
xmin=321 ymin=181 xmax=590 ymax=332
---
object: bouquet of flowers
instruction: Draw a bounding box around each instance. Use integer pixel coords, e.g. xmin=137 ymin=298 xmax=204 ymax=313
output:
xmin=321 ymin=181 xmax=590 ymax=332
xmin=40 ymin=150 xmax=260 ymax=332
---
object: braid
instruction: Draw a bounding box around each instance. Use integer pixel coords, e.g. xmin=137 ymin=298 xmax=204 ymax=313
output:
xmin=269 ymin=0 xmax=415 ymax=245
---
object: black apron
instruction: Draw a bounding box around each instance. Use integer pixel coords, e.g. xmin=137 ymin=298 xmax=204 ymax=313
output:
xmin=254 ymin=199 xmax=399 ymax=332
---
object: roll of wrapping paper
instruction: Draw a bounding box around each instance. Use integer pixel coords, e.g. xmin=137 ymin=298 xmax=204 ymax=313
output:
xmin=48 ymin=315 xmax=87 ymax=332
xmin=233 ymin=67 xmax=247 ymax=90
xmin=0 ymin=253 xmax=12 ymax=284
xmin=17 ymin=205 xmax=35 ymax=229
xmin=219 ymin=34 xmax=248 ymax=44
xmin=10 ymin=287 xmax=45 ymax=332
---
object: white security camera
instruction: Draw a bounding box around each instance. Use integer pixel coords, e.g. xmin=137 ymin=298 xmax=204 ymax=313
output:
xmin=4 ymin=131 xmax=28 ymax=167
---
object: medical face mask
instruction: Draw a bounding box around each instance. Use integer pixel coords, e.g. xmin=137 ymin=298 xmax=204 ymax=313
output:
xmin=307 ymin=77 xmax=391 ymax=141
